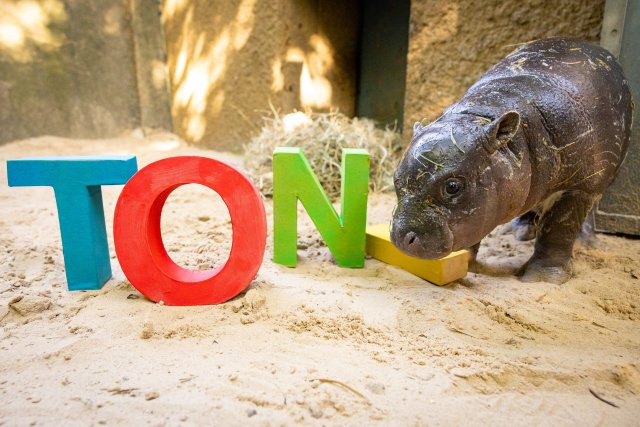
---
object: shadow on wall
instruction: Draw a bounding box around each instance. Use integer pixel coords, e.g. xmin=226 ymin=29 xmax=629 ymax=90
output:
xmin=0 ymin=0 xmax=71 ymax=141
xmin=0 ymin=0 xmax=143 ymax=143
xmin=163 ymin=0 xmax=258 ymax=143
xmin=162 ymin=0 xmax=358 ymax=151
xmin=402 ymin=0 xmax=605 ymax=134
xmin=0 ymin=0 xmax=66 ymax=63
xmin=277 ymin=33 xmax=335 ymax=111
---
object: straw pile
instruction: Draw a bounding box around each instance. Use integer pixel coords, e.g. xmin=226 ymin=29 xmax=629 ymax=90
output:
xmin=244 ymin=111 xmax=404 ymax=199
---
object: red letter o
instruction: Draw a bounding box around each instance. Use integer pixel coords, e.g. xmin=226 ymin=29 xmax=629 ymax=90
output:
xmin=114 ymin=156 xmax=266 ymax=305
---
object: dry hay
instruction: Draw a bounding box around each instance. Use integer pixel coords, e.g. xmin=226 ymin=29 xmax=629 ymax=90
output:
xmin=244 ymin=111 xmax=404 ymax=199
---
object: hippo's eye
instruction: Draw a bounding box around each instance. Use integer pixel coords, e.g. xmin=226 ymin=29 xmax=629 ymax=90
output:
xmin=443 ymin=178 xmax=464 ymax=197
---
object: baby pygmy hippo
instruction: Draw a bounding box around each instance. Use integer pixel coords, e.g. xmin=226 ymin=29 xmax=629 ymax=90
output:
xmin=391 ymin=38 xmax=633 ymax=284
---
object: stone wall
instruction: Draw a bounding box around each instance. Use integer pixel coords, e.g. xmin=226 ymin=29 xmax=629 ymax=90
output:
xmin=403 ymin=0 xmax=605 ymax=135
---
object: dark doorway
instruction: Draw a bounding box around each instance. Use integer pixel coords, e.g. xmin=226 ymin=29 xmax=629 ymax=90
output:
xmin=356 ymin=0 xmax=411 ymax=129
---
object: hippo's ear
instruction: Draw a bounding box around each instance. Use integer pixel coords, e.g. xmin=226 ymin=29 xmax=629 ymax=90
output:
xmin=485 ymin=111 xmax=521 ymax=154
xmin=413 ymin=122 xmax=422 ymax=133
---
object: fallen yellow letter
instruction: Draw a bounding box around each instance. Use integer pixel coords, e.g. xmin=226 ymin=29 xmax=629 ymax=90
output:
xmin=365 ymin=224 xmax=468 ymax=286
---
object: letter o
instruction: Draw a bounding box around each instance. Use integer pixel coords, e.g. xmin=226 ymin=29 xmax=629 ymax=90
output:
xmin=113 ymin=156 xmax=266 ymax=306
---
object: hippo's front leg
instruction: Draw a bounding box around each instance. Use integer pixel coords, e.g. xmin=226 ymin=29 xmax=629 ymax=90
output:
xmin=511 ymin=211 xmax=538 ymax=241
xmin=521 ymin=191 xmax=597 ymax=284
xmin=467 ymin=241 xmax=482 ymax=272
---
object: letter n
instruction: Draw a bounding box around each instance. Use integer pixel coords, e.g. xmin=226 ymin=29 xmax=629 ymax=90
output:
xmin=272 ymin=147 xmax=369 ymax=268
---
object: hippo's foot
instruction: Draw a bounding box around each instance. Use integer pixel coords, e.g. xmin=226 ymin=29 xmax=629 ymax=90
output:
xmin=520 ymin=259 xmax=572 ymax=284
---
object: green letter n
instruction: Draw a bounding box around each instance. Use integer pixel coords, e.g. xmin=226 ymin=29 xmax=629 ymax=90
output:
xmin=272 ymin=147 xmax=370 ymax=268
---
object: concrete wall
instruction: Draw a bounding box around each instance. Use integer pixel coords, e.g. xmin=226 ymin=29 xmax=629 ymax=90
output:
xmin=161 ymin=0 xmax=360 ymax=151
xmin=0 ymin=0 xmax=607 ymax=151
xmin=0 ymin=0 xmax=172 ymax=144
xmin=403 ymin=0 xmax=606 ymax=135
xmin=596 ymin=0 xmax=640 ymax=235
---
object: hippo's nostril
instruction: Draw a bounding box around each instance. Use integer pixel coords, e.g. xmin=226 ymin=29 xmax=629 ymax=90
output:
xmin=404 ymin=231 xmax=418 ymax=248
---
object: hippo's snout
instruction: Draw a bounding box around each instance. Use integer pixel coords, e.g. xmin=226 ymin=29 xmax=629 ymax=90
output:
xmin=391 ymin=208 xmax=454 ymax=259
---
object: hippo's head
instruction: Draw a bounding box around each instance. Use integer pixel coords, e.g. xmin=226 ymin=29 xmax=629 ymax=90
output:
xmin=391 ymin=110 xmax=530 ymax=259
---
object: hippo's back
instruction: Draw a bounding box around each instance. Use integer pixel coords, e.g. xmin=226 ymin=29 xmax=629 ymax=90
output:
xmin=462 ymin=38 xmax=633 ymax=193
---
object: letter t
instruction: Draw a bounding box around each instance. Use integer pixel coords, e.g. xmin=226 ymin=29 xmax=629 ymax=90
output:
xmin=7 ymin=156 xmax=138 ymax=290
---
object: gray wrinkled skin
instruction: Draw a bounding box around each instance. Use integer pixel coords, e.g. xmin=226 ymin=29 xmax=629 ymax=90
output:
xmin=391 ymin=38 xmax=633 ymax=284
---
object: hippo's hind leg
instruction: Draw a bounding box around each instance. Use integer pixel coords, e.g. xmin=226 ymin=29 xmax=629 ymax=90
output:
xmin=511 ymin=210 xmax=594 ymax=244
xmin=578 ymin=209 xmax=599 ymax=247
xmin=521 ymin=191 xmax=597 ymax=284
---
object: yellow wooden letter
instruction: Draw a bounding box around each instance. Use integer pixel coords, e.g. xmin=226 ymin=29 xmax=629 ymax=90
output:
xmin=366 ymin=224 xmax=468 ymax=285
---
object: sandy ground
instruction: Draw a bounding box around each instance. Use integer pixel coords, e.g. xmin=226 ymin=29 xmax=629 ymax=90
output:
xmin=0 ymin=133 xmax=639 ymax=426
